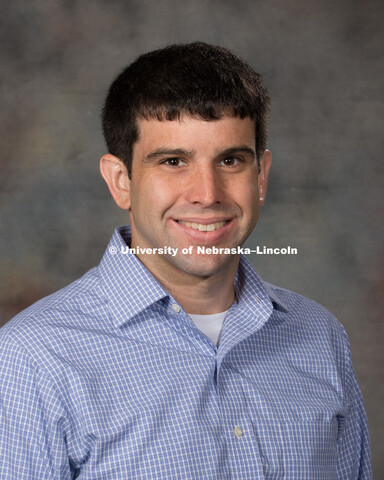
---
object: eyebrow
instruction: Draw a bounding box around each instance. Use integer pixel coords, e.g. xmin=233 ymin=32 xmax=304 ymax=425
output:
xmin=219 ymin=146 xmax=256 ymax=158
xmin=144 ymin=145 xmax=256 ymax=162
xmin=144 ymin=148 xmax=193 ymax=161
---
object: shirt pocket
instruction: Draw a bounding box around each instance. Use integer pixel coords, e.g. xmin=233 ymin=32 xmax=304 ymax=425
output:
xmin=280 ymin=418 xmax=339 ymax=479
xmin=255 ymin=417 xmax=339 ymax=480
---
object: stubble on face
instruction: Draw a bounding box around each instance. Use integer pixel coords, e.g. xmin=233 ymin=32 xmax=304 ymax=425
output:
xmin=127 ymin=115 xmax=265 ymax=286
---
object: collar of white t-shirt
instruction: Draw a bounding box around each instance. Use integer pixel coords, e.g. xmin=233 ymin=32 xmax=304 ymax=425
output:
xmin=188 ymin=310 xmax=228 ymax=346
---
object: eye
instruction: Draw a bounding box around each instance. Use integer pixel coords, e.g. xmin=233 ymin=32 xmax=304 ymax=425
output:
xmin=221 ymin=156 xmax=241 ymax=167
xmin=162 ymin=157 xmax=186 ymax=167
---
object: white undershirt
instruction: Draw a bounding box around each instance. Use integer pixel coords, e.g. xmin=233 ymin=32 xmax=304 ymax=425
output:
xmin=188 ymin=310 xmax=228 ymax=346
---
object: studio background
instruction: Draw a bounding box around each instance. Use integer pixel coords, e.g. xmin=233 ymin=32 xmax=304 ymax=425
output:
xmin=1 ymin=0 xmax=383 ymax=475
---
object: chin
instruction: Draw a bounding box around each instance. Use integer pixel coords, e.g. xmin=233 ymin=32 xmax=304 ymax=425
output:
xmin=173 ymin=254 xmax=237 ymax=279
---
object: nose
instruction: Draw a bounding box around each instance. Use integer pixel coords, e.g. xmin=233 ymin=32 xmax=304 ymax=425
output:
xmin=184 ymin=164 xmax=224 ymax=206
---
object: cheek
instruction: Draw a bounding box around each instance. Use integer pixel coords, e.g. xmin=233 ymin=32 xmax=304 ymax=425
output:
xmin=235 ymin=181 xmax=259 ymax=213
xmin=131 ymin=177 xmax=179 ymax=217
xmin=151 ymin=183 xmax=177 ymax=208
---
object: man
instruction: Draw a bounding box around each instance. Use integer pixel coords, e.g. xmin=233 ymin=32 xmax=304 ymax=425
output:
xmin=0 ymin=43 xmax=372 ymax=479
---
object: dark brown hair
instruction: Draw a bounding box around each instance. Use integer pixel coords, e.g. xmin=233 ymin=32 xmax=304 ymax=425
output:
xmin=102 ymin=42 xmax=270 ymax=177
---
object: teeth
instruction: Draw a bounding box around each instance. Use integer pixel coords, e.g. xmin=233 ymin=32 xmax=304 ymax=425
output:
xmin=178 ymin=221 xmax=227 ymax=231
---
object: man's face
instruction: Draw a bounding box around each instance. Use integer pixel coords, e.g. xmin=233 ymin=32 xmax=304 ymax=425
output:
xmin=125 ymin=114 xmax=270 ymax=281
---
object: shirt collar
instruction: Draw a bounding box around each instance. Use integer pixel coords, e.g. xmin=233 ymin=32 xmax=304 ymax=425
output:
xmin=262 ymin=281 xmax=290 ymax=312
xmin=234 ymin=255 xmax=290 ymax=313
xmin=98 ymin=226 xmax=289 ymax=328
xmin=98 ymin=226 xmax=169 ymax=328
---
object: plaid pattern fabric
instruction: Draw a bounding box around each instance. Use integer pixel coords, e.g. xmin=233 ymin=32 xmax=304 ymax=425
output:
xmin=0 ymin=226 xmax=372 ymax=479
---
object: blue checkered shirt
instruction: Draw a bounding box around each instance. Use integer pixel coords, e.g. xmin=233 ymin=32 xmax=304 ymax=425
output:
xmin=0 ymin=226 xmax=372 ymax=479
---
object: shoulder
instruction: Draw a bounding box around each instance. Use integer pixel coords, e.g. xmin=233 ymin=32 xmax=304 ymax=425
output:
xmin=265 ymin=280 xmax=340 ymax=322
xmin=261 ymin=281 xmax=357 ymax=399
xmin=0 ymin=266 xmax=107 ymax=359
xmin=263 ymin=280 xmax=350 ymax=358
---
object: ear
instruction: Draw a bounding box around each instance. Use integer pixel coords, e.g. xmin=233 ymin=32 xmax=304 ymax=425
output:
xmin=100 ymin=154 xmax=131 ymax=210
xmin=258 ymin=150 xmax=272 ymax=206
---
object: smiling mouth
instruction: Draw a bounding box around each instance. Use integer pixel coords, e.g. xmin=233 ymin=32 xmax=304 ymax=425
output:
xmin=177 ymin=220 xmax=228 ymax=232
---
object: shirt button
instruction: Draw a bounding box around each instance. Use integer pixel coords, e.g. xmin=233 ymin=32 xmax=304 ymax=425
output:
xmin=234 ymin=426 xmax=243 ymax=438
xmin=171 ymin=304 xmax=181 ymax=313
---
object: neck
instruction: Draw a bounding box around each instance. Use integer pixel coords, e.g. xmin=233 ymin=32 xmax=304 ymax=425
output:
xmin=158 ymin=270 xmax=236 ymax=315
xmin=134 ymin=252 xmax=238 ymax=315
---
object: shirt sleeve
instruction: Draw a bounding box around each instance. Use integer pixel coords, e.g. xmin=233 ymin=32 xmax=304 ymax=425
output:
xmin=0 ymin=334 xmax=73 ymax=479
xmin=336 ymin=328 xmax=372 ymax=480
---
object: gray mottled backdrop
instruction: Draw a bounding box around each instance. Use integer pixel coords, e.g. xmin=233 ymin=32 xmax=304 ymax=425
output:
xmin=1 ymin=0 xmax=383 ymax=475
